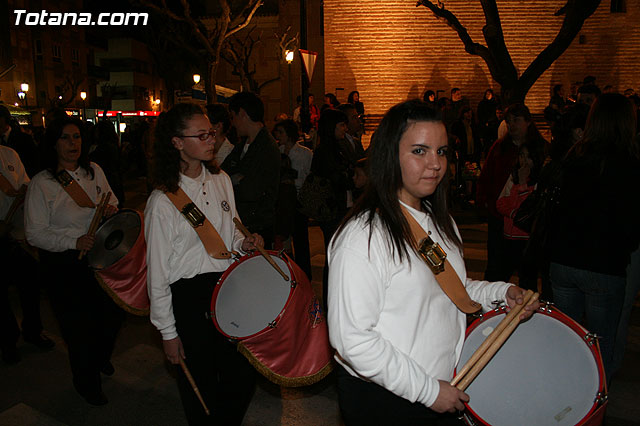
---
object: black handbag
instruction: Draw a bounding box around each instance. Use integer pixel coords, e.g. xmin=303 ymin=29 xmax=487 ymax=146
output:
xmin=513 ymin=185 xmax=560 ymax=234
xmin=297 ymin=173 xmax=339 ymax=222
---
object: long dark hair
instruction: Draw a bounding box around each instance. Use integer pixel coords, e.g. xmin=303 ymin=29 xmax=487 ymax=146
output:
xmin=152 ymin=103 xmax=219 ymax=192
xmin=317 ymin=109 xmax=348 ymax=150
xmin=43 ymin=116 xmax=93 ymax=179
xmin=333 ymin=99 xmax=461 ymax=263
xmin=572 ymin=93 xmax=639 ymax=165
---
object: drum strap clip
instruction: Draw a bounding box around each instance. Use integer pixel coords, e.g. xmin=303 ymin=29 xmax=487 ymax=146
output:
xmin=181 ymin=202 xmax=205 ymax=228
xmin=417 ymin=236 xmax=446 ymax=274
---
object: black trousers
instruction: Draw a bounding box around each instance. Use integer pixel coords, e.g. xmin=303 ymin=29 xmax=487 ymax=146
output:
xmin=0 ymin=238 xmax=43 ymax=349
xmin=337 ymin=365 xmax=464 ymax=426
xmin=40 ymin=250 xmax=124 ymax=395
xmin=170 ymin=272 xmax=256 ymax=426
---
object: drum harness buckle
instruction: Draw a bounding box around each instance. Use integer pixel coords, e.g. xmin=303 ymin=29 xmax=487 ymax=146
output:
xmin=55 ymin=170 xmax=74 ymax=187
xmin=181 ymin=203 xmax=205 ymax=228
xmin=417 ymin=235 xmax=446 ymax=274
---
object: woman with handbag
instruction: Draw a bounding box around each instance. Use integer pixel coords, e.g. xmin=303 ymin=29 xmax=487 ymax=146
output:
xmin=495 ymin=142 xmax=545 ymax=291
xmin=547 ymin=93 xmax=640 ymax=381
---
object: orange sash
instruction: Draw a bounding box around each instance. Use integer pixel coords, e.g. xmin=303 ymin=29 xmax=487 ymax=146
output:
xmin=55 ymin=170 xmax=96 ymax=208
xmin=401 ymin=205 xmax=481 ymax=314
xmin=165 ymin=188 xmax=232 ymax=259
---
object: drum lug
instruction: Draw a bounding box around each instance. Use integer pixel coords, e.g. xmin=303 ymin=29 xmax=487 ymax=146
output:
xmin=595 ymin=391 xmax=608 ymax=405
xmin=490 ymin=299 xmax=505 ymax=310
xmin=542 ymin=300 xmax=554 ymax=313
xmin=290 ymin=279 xmax=297 ymax=289
xmin=268 ymin=320 xmax=278 ymax=328
xmin=585 ymin=332 xmax=601 ymax=346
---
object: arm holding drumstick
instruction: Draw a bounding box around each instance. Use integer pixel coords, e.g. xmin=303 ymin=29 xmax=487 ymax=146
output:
xmin=233 ymin=217 xmax=289 ymax=281
xmin=78 ymin=191 xmax=111 ymax=260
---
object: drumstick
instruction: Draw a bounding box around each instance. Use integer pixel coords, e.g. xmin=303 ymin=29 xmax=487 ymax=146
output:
xmin=78 ymin=192 xmax=111 ymax=260
xmin=233 ymin=217 xmax=289 ymax=281
xmin=455 ymin=292 xmax=539 ymax=391
xmin=451 ymin=289 xmax=534 ymax=387
xmin=178 ymin=358 xmax=210 ymax=416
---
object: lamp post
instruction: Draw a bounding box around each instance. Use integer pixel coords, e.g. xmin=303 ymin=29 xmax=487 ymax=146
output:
xmin=155 ymin=98 xmax=161 ymax=111
xmin=20 ymin=82 xmax=29 ymax=107
xmin=285 ymin=50 xmax=294 ymax=115
xmin=17 ymin=91 xmax=26 ymax=106
xmin=193 ymin=74 xmax=201 ymax=85
xmin=80 ymin=91 xmax=87 ymax=121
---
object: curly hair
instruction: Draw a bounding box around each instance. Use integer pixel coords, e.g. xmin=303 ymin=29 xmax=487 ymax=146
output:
xmin=152 ymin=103 xmax=219 ymax=192
xmin=42 ymin=116 xmax=93 ymax=179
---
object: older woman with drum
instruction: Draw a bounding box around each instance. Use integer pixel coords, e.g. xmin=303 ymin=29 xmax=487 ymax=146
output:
xmin=328 ymin=100 xmax=538 ymax=425
xmin=24 ymin=116 xmax=122 ymax=406
xmin=145 ymin=103 xmax=262 ymax=426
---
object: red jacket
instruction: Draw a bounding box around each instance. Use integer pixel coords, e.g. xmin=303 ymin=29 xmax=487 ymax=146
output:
xmin=496 ymin=180 xmax=534 ymax=239
xmin=476 ymin=138 xmax=519 ymax=218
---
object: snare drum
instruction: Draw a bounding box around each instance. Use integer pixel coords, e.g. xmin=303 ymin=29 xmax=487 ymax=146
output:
xmin=87 ymin=209 xmax=149 ymax=316
xmin=458 ymin=306 xmax=607 ymax=426
xmin=211 ymin=250 xmax=333 ymax=386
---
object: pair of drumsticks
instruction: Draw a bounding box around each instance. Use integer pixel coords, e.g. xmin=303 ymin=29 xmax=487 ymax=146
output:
xmin=78 ymin=191 xmax=111 ymax=260
xmin=452 ymin=290 xmax=539 ymax=391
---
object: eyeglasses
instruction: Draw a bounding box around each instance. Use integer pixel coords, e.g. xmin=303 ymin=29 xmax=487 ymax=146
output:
xmin=179 ymin=131 xmax=216 ymax=141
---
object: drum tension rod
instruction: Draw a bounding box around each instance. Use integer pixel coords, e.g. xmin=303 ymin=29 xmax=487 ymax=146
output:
xmin=595 ymin=392 xmax=608 ymax=404
xmin=585 ymin=332 xmax=601 ymax=346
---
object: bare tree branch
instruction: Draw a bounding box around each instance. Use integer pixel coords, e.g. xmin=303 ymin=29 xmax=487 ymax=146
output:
xmin=226 ymin=0 xmax=263 ymax=40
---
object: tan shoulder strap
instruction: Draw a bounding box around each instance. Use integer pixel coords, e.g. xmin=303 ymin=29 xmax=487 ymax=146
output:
xmin=401 ymin=205 xmax=481 ymax=314
xmin=55 ymin=170 xmax=96 ymax=208
xmin=165 ymin=187 xmax=232 ymax=259
xmin=0 ymin=172 xmax=19 ymax=197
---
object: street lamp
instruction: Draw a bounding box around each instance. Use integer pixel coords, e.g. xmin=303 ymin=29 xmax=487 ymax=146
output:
xmin=193 ymin=74 xmax=201 ymax=85
xmin=17 ymin=91 xmax=26 ymax=106
xmin=80 ymin=91 xmax=87 ymax=121
xmin=20 ymin=82 xmax=29 ymax=107
xmin=285 ymin=50 xmax=294 ymax=114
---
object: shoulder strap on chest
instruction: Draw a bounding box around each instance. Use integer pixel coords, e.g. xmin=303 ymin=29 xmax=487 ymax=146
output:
xmin=55 ymin=170 xmax=95 ymax=208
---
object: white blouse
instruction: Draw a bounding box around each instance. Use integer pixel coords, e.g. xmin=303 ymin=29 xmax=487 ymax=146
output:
xmin=328 ymin=202 xmax=512 ymax=408
xmin=144 ymin=167 xmax=246 ymax=340
xmin=24 ymin=162 xmax=117 ymax=252
xmin=0 ymin=146 xmax=29 ymax=238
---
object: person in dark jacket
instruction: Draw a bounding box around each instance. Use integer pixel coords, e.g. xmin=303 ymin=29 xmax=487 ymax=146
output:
xmin=0 ymin=105 xmax=39 ymax=177
xmin=221 ymin=92 xmax=280 ymax=249
xmin=547 ymin=93 xmax=640 ymax=381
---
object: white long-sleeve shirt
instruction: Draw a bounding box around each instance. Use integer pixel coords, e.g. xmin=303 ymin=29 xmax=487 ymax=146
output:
xmin=328 ymin=202 xmax=512 ymax=408
xmin=0 ymin=146 xmax=29 ymax=239
xmin=280 ymin=142 xmax=313 ymax=191
xmin=144 ymin=167 xmax=246 ymax=340
xmin=24 ymin=163 xmax=117 ymax=252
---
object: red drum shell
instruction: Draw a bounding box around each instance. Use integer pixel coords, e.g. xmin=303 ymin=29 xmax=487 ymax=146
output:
xmin=93 ymin=210 xmax=149 ymax=316
xmin=211 ymin=251 xmax=333 ymax=387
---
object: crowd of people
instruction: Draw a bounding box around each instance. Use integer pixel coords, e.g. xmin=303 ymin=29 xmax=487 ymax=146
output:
xmin=1 ymin=78 xmax=639 ymax=425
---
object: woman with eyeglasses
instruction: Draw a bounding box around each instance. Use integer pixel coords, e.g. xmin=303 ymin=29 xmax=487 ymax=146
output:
xmin=24 ymin=116 xmax=122 ymax=406
xmin=145 ymin=103 xmax=262 ymax=425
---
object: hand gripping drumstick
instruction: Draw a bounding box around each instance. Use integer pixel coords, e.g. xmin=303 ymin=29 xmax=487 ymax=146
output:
xmin=453 ymin=291 xmax=539 ymax=391
xmin=179 ymin=358 xmax=210 ymax=416
xmin=78 ymin=191 xmax=111 ymax=260
xmin=233 ymin=217 xmax=289 ymax=281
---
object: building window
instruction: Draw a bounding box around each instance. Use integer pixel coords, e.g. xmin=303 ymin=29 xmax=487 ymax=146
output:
xmin=52 ymin=44 xmax=62 ymax=63
xmin=71 ymin=48 xmax=79 ymax=63
xmin=611 ymin=0 xmax=626 ymax=13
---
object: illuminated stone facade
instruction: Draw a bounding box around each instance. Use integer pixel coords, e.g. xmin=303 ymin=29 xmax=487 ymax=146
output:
xmin=324 ymin=0 xmax=640 ymax=114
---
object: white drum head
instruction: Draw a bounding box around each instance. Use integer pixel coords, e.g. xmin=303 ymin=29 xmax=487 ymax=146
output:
xmin=459 ymin=312 xmax=601 ymax=426
xmin=214 ymin=255 xmax=292 ymax=339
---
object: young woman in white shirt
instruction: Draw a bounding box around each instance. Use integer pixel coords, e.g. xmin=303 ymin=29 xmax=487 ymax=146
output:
xmin=327 ymin=100 xmax=538 ymax=425
xmin=24 ymin=117 xmax=122 ymax=406
xmin=145 ymin=103 xmax=262 ymax=426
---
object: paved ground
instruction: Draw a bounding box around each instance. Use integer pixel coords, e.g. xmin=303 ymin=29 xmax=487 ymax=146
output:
xmin=1 ymin=177 xmax=638 ymax=426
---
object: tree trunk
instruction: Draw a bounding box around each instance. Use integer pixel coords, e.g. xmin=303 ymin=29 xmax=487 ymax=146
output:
xmin=500 ymin=84 xmax=527 ymax=107
xmin=206 ymin=60 xmax=218 ymax=103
